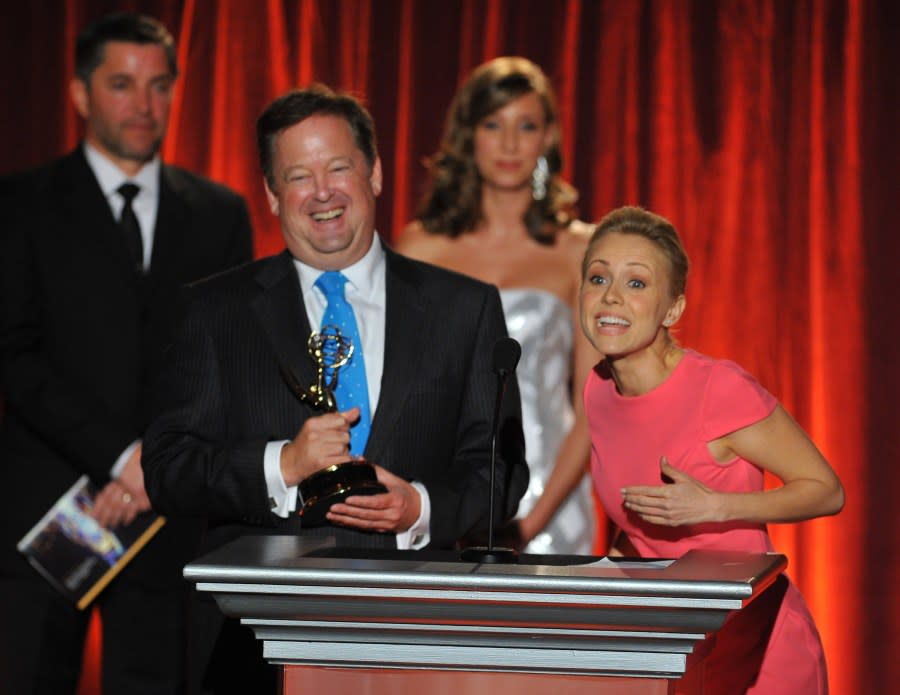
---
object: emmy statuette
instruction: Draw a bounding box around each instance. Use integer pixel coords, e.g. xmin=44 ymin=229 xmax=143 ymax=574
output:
xmin=280 ymin=326 xmax=386 ymax=526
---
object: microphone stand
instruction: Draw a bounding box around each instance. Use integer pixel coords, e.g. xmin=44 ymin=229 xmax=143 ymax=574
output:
xmin=460 ymin=338 xmax=520 ymax=564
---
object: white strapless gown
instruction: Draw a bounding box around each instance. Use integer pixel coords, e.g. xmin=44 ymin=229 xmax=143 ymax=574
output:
xmin=501 ymin=288 xmax=595 ymax=555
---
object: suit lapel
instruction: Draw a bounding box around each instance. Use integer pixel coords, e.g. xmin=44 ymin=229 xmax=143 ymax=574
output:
xmin=145 ymin=165 xmax=189 ymax=297
xmin=57 ymin=150 xmax=139 ymax=288
xmin=250 ymin=252 xmax=319 ymax=403
xmin=365 ymin=249 xmax=428 ymax=461
xmin=246 ymin=248 xmax=430 ymax=456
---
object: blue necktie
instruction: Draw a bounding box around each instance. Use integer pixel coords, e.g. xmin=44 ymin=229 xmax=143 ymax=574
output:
xmin=314 ymin=271 xmax=371 ymax=456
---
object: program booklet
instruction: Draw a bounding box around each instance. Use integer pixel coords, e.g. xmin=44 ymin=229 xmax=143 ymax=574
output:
xmin=17 ymin=475 xmax=165 ymax=610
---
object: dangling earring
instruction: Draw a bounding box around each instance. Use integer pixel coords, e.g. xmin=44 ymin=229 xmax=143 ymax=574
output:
xmin=532 ymin=155 xmax=549 ymax=201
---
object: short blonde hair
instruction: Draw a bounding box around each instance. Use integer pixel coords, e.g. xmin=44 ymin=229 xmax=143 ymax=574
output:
xmin=585 ymin=206 xmax=689 ymax=297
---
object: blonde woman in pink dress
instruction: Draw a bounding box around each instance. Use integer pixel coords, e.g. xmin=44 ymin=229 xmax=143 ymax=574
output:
xmin=576 ymin=206 xmax=844 ymax=693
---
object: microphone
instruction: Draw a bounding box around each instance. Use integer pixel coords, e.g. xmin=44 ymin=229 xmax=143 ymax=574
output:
xmin=460 ymin=336 xmax=522 ymax=564
xmin=493 ymin=334 xmax=521 ymax=378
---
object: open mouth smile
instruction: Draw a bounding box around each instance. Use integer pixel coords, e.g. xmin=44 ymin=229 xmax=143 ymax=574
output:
xmin=598 ymin=315 xmax=630 ymax=327
xmin=311 ymin=208 xmax=344 ymax=222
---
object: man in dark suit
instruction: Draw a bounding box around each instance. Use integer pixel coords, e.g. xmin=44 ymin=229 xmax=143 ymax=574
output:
xmin=0 ymin=13 xmax=253 ymax=695
xmin=141 ymin=85 xmax=528 ymax=694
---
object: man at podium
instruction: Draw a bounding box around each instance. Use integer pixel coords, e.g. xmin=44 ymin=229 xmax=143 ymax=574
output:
xmin=142 ymin=85 xmax=528 ymax=694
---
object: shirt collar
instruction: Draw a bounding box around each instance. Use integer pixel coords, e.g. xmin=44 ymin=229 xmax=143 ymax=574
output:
xmin=294 ymin=234 xmax=386 ymax=300
xmin=83 ymin=142 xmax=160 ymax=199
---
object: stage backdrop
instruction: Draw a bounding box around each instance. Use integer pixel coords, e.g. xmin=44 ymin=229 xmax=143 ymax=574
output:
xmin=2 ymin=2 xmax=898 ymax=694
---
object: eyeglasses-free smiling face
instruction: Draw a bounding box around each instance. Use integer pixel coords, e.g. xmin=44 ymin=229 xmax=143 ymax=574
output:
xmin=580 ymin=231 xmax=685 ymax=361
xmin=264 ymin=114 xmax=383 ymax=271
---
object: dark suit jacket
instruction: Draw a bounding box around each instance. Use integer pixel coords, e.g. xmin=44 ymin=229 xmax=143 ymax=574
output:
xmin=142 ymin=245 xmax=528 ymax=552
xmin=0 ymin=148 xmax=254 ymax=587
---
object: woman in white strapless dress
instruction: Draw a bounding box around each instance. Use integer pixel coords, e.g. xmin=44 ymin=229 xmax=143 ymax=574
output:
xmin=397 ymin=57 xmax=598 ymax=554
xmin=500 ymin=288 xmax=595 ymax=553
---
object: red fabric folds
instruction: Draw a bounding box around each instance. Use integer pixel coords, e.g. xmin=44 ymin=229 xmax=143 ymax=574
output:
xmin=3 ymin=2 xmax=897 ymax=693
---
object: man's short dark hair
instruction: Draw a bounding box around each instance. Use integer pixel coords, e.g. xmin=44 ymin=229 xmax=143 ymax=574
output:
xmin=256 ymin=84 xmax=378 ymax=187
xmin=75 ymin=12 xmax=178 ymax=84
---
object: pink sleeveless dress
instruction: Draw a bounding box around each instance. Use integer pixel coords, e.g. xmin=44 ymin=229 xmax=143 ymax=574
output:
xmin=585 ymin=350 xmax=827 ymax=694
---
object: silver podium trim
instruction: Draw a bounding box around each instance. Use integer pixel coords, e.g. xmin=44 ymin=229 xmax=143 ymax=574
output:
xmin=185 ymin=535 xmax=785 ymax=679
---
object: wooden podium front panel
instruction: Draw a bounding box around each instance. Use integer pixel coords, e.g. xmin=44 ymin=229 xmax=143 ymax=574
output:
xmin=282 ymin=665 xmax=673 ymax=695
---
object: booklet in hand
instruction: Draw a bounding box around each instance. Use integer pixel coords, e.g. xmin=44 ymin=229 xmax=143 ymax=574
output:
xmin=17 ymin=475 xmax=165 ymax=610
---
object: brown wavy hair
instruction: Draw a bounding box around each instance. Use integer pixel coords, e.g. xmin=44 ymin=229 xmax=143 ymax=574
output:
xmin=416 ymin=57 xmax=578 ymax=244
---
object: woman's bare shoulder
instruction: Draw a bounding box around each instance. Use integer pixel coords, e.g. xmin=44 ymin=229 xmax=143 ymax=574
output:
xmin=395 ymin=220 xmax=433 ymax=255
xmin=566 ymin=219 xmax=596 ymax=241
xmin=395 ymin=220 xmax=460 ymax=264
xmin=557 ymin=219 xmax=595 ymax=257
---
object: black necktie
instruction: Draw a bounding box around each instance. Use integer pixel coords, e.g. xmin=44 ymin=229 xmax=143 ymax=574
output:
xmin=117 ymin=182 xmax=143 ymax=273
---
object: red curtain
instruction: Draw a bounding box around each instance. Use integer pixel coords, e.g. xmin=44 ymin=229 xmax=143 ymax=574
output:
xmin=3 ymin=2 xmax=897 ymax=693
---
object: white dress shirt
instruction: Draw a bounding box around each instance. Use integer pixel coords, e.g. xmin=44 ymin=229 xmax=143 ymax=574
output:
xmin=84 ymin=142 xmax=159 ymax=272
xmin=263 ymin=235 xmax=430 ymax=548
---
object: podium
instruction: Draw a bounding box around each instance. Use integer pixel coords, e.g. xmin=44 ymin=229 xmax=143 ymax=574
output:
xmin=185 ymin=535 xmax=787 ymax=694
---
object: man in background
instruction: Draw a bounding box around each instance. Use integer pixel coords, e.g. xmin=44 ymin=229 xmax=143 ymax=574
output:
xmin=142 ymin=84 xmax=528 ymax=693
xmin=0 ymin=12 xmax=253 ymax=694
